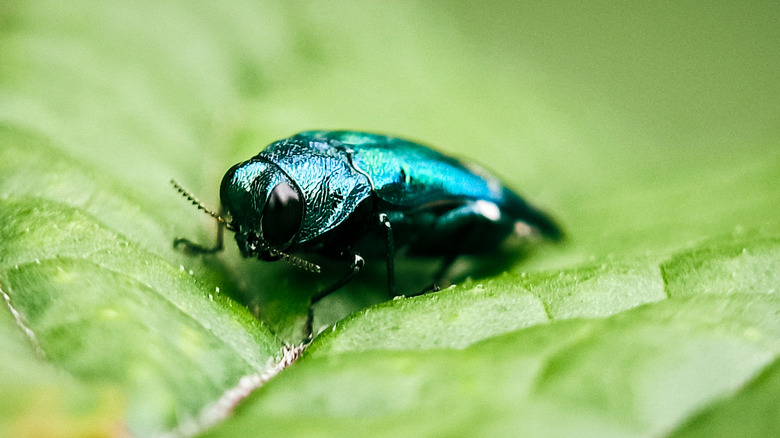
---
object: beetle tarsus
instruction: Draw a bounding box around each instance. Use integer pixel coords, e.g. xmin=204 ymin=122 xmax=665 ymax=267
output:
xmin=412 ymin=283 xmax=442 ymax=296
xmin=173 ymin=237 xmax=223 ymax=255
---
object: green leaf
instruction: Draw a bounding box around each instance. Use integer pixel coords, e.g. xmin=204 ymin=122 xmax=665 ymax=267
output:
xmin=0 ymin=193 xmax=282 ymax=436
xmin=1 ymin=1 xmax=779 ymax=437
xmin=310 ymin=263 xmax=667 ymax=354
xmin=207 ymin=240 xmax=779 ymax=437
xmin=668 ymin=358 xmax=780 ymax=438
xmin=0 ymin=293 xmax=123 ymax=438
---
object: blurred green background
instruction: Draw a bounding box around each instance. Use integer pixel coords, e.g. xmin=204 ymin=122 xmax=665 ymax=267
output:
xmin=1 ymin=1 xmax=778 ymax=436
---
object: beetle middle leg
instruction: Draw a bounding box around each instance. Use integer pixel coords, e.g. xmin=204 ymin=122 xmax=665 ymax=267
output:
xmin=378 ymin=213 xmax=396 ymax=297
xmin=305 ymin=252 xmax=365 ymax=338
xmin=411 ymin=201 xmax=510 ymax=295
xmin=419 ymin=253 xmax=459 ymax=294
xmin=409 ymin=254 xmax=456 ymax=296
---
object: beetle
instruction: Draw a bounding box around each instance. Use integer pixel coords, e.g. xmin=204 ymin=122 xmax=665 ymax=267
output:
xmin=173 ymin=131 xmax=561 ymax=336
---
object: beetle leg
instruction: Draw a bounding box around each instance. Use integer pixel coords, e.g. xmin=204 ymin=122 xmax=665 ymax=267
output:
xmin=174 ymin=220 xmax=225 ymax=254
xmin=409 ymin=253 xmax=456 ymax=296
xmin=432 ymin=253 xmax=458 ymax=287
xmin=412 ymin=201 xmax=504 ymax=295
xmin=305 ymin=253 xmax=365 ymax=339
xmin=378 ymin=213 xmax=396 ymax=297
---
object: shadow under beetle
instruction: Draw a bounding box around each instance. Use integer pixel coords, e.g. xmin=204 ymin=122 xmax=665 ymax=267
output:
xmin=173 ymin=131 xmax=561 ymax=337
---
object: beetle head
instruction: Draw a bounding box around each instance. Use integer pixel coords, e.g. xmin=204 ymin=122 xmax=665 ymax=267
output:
xmin=172 ymin=164 xmax=320 ymax=274
xmin=220 ymin=159 xmax=305 ymax=259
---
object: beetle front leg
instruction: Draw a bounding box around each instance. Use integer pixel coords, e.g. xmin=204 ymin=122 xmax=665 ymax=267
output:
xmin=305 ymin=252 xmax=365 ymax=339
xmin=174 ymin=220 xmax=225 ymax=254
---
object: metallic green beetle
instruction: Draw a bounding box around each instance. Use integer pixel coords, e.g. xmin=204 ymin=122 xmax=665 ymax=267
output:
xmin=175 ymin=131 xmax=561 ymax=335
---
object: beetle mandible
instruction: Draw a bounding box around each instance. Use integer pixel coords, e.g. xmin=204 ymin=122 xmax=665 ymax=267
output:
xmin=173 ymin=131 xmax=561 ymax=336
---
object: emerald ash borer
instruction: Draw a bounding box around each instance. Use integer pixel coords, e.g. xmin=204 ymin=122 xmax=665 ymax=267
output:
xmin=173 ymin=131 xmax=561 ymax=336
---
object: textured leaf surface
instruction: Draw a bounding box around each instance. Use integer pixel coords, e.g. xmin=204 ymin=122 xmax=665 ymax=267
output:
xmin=211 ymin=240 xmax=780 ymax=437
xmin=0 ymin=194 xmax=282 ymax=435
xmin=1 ymin=1 xmax=778 ymax=437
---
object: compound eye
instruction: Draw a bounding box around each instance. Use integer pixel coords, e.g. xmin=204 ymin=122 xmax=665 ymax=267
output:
xmin=261 ymin=182 xmax=302 ymax=247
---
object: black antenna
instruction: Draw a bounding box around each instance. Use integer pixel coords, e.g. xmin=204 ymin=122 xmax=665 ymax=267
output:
xmin=171 ymin=179 xmax=234 ymax=231
xmin=265 ymin=247 xmax=322 ymax=274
